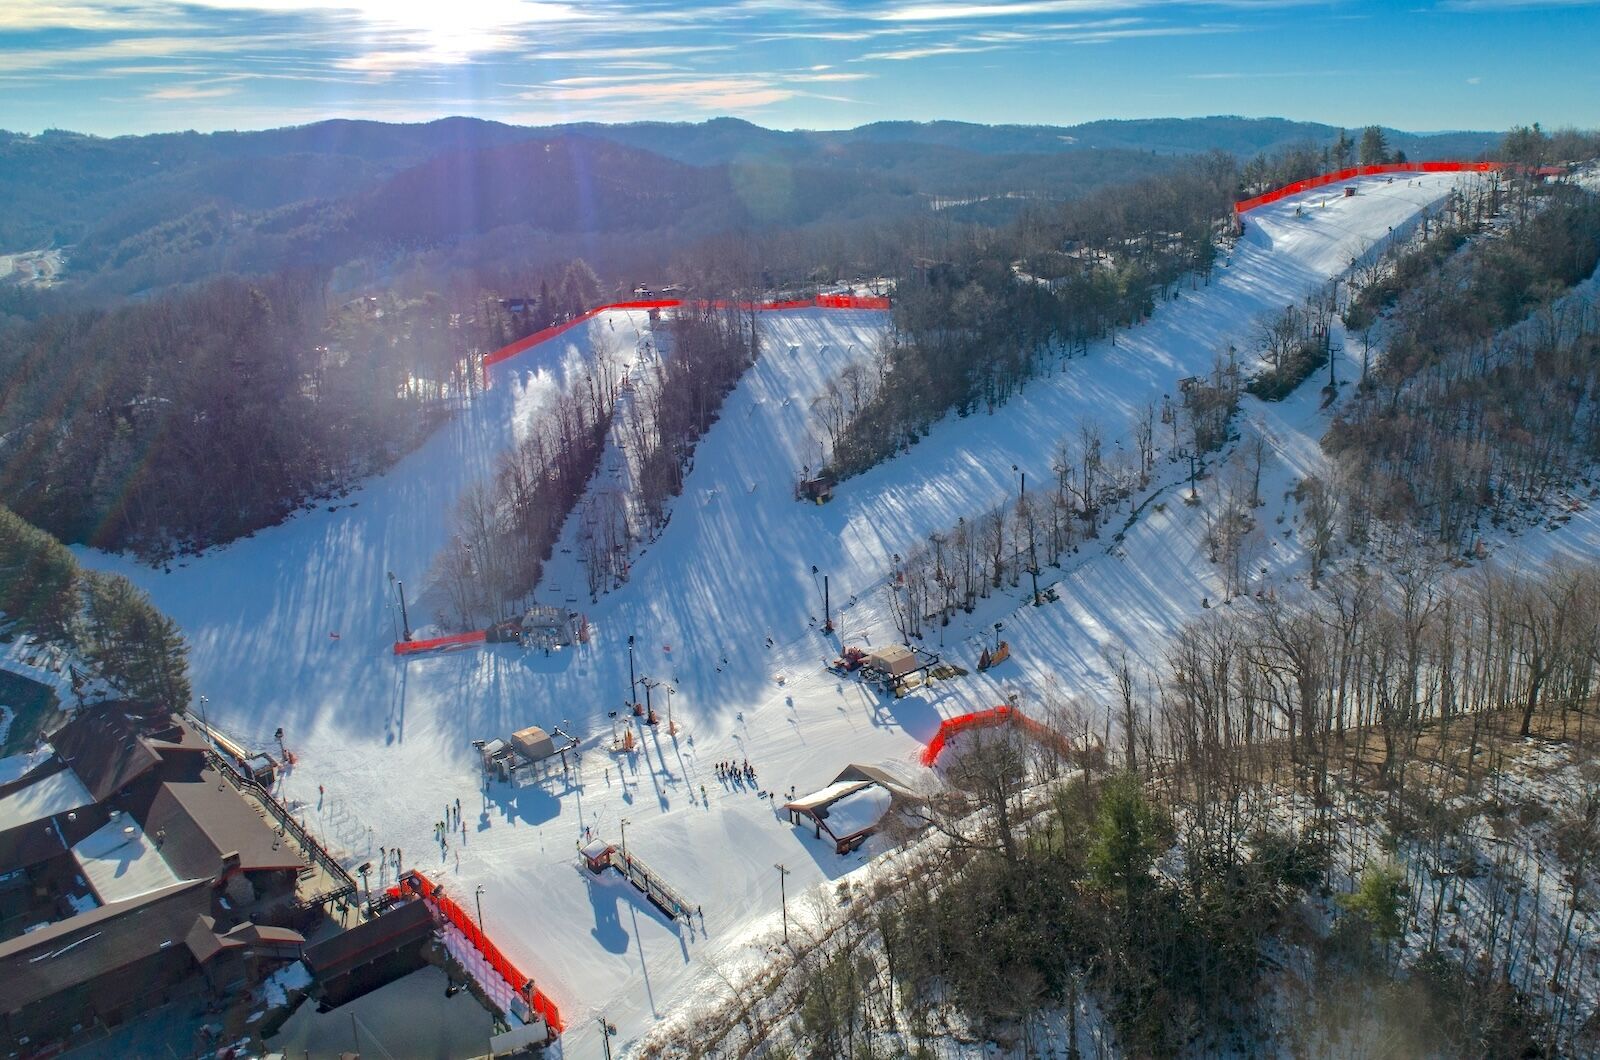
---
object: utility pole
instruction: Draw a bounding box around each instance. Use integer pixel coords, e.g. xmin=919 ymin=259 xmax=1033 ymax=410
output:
xmin=665 ymin=685 xmax=676 ymax=736
xmin=640 ymin=677 xmax=655 ymax=722
xmin=620 ymin=818 xmax=630 ymax=860
xmin=598 ymin=1016 xmax=617 ymax=1060
xmin=474 ymin=884 xmax=485 ymax=933
xmin=775 ymin=862 xmax=791 ymax=943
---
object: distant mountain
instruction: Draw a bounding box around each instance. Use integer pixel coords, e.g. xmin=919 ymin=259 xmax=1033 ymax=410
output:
xmin=0 ymin=114 xmax=1504 ymax=298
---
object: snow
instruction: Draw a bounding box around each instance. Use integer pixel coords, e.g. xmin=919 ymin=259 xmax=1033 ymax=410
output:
xmin=71 ymin=814 xmax=183 ymax=903
xmin=0 ymin=766 xmax=92 ymax=832
xmin=69 ymin=169 xmax=1600 ymax=1056
xmin=786 ymin=780 xmax=868 ymax=812
xmin=0 ymin=633 xmax=79 ymax=702
xmin=818 ymin=783 xmax=892 ymax=839
xmin=0 ymin=743 xmax=51 ymax=787
xmin=260 ymin=959 xmax=312 ymax=1009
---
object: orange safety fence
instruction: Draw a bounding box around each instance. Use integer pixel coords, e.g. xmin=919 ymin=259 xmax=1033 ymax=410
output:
xmin=393 ymin=629 xmax=487 ymax=655
xmin=480 ymin=293 xmax=891 ymax=382
xmin=1234 ymin=160 xmax=1502 ymax=214
xmin=388 ymin=870 xmax=565 ymax=1035
xmin=920 ymin=705 xmax=1069 ymax=766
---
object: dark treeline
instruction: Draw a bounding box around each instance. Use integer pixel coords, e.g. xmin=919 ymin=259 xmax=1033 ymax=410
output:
xmin=1326 ymin=179 xmax=1600 ymax=550
xmin=432 ymin=359 xmax=619 ymax=628
xmin=582 ymin=306 xmax=758 ymax=602
xmin=818 ymin=155 xmax=1239 ymax=480
xmin=430 ymin=303 xmax=759 ymax=624
xmin=0 ymin=505 xmax=188 ymax=708
xmin=0 ymin=271 xmax=486 ymax=558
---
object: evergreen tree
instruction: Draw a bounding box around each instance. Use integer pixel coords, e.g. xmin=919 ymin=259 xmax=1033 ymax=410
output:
xmin=1333 ymin=128 xmax=1354 ymax=168
xmin=1088 ymin=771 xmax=1166 ymax=911
xmin=1359 ymin=125 xmax=1390 ymax=165
xmin=81 ymin=571 xmax=191 ymax=709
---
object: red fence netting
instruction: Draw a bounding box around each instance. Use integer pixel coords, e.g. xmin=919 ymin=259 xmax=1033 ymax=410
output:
xmin=389 ymin=870 xmax=565 ymax=1034
xmin=393 ymin=630 xmax=487 ymax=655
xmin=480 ymin=293 xmax=892 ymax=382
xmin=1234 ymin=160 xmax=1501 ymax=214
xmin=920 ymin=705 xmax=1071 ymax=766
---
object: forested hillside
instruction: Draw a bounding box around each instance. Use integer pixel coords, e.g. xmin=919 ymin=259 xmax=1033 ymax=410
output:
xmin=1327 ymin=172 xmax=1600 ymax=550
xmin=0 ymin=272 xmax=477 ymax=556
xmin=0 ymin=118 xmax=1582 ymax=565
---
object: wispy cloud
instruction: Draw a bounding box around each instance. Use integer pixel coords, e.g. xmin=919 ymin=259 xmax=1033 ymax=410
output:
xmin=859 ymin=41 xmax=1004 ymax=60
xmin=144 ymin=82 xmax=238 ymax=100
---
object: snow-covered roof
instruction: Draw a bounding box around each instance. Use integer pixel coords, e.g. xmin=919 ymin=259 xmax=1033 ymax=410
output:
xmin=72 ymin=814 xmax=183 ymax=904
xmin=785 ymin=780 xmax=871 ymax=814
xmin=0 ymin=743 xmax=53 ymax=788
xmin=0 ymin=767 xmax=93 ymax=833
xmin=785 ymin=779 xmax=897 ymax=841
xmin=581 ymin=837 xmax=612 ymax=861
xmin=819 ymin=784 xmax=892 ymax=841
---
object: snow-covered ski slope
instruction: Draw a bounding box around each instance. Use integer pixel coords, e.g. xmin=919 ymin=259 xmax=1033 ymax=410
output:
xmin=79 ymin=170 xmax=1600 ymax=1056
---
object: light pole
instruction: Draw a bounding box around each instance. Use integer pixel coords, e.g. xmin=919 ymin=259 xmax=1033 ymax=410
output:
xmin=993 ymin=622 xmax=1004 ymax=653
xmin=812 ymin=566 xmax=833 ymax=634
xmin=627 ymin=635 xmax=637 ymax=708
xmin=665 ymin=685 xmax=676 ymax=736
xmin=620 ymin=817 xmax=630 ymax=860
xmin=640 ymin=677 xmax=656 ymax=723
xmin=1015 ymin=464 xmax=1040 ymax=605
xmin=197 ymin=695 xmax=210 ymax=740
xmin=389 ymin=571 xmax=412 ymax=641
xmin=775 ymin=862 xmax=791 ymax=943
xmin=474 ymin=884 xmax=485 ymax=934
xmin=598 ymin=1016 xmax=617 ymax=1060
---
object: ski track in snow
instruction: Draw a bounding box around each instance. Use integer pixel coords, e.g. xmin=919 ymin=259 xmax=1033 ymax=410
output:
xmin=73 ymin=171 xmax=1600 ymax=1056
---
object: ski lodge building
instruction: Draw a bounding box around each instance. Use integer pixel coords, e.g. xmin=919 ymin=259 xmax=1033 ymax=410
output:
xmin=0 ymin=704 xmax=311 ymax=1051
xmin=783 ymin=764 xmax=923 ymax=854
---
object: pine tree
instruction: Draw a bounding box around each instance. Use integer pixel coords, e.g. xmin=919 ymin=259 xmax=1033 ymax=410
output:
xmin=1359 ymin=125 xmax=1390 ymax=166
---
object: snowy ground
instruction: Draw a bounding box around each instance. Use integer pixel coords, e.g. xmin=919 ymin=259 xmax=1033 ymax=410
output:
xmin=73 ymin=170 xmax=1600 ymax=1056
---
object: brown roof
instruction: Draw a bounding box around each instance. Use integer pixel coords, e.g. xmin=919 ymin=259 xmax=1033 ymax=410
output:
xmin=185 ymin=914 xmax=228 ymax=964
xmin=142 ymin=769 xmax=306 ymax=879
xmin=0 ymin=878 xmax=211 ymax=1014
xmin=186 ymin=914 xmax=305 ymax=964
xmin=49 ymin=707 xmax=162 ymax=803
xmin=303 ymin=900 xmax=434 ymax=981
xmin=0 ymin=816 xmax=67 ymax=873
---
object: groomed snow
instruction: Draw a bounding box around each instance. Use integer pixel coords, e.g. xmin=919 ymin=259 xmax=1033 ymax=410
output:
xmin=74 ymin=169 xmax=1600 ymax=1056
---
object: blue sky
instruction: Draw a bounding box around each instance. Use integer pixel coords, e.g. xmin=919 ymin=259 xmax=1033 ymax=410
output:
xmin=2 ymin=1 xmax=1597 ymax=136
